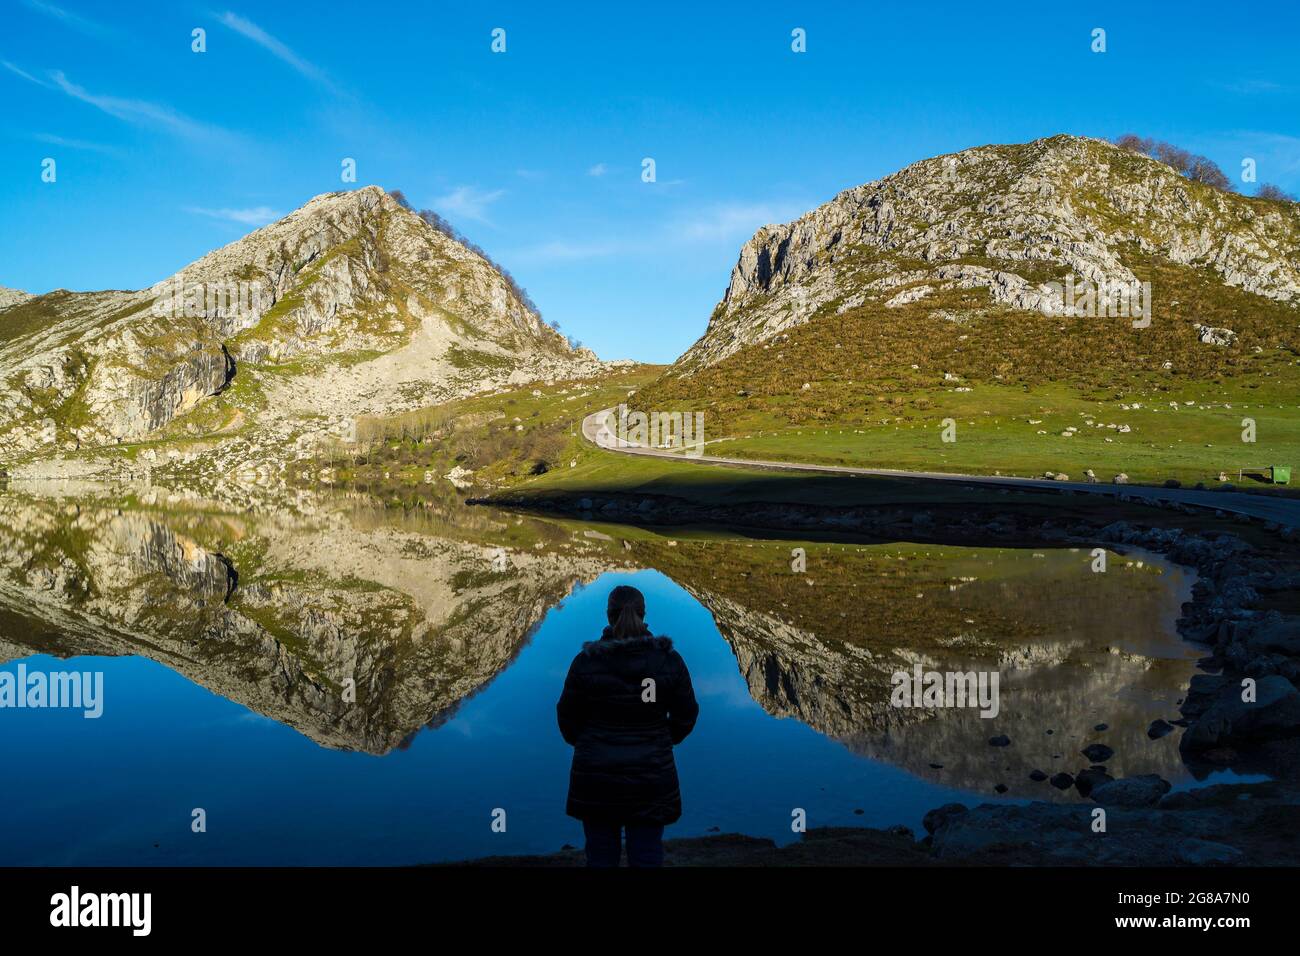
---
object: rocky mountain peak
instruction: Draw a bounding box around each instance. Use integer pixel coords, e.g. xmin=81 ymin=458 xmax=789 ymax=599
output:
xmin=0 ymin=186 xmax=590 ymax=459
xmin=149 ymin=184 xmax=561 ymax=358
xmin=676 ymin=134 xmax=1300 ymax=370
xmin=0 ymin=285 xmax=32 ymax=312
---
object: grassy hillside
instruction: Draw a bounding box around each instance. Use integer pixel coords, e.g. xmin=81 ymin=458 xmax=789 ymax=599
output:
xmin=632 ymin=255 xmax=1300 ymax=489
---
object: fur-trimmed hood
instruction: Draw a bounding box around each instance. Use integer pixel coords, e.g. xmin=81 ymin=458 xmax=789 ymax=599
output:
xmin=580 ymin=633 xmax=674 ymax=656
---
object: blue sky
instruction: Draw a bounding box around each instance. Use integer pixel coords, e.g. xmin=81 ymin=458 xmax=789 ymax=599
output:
xmin=2 ymin=1 xmax=1297 ymax=362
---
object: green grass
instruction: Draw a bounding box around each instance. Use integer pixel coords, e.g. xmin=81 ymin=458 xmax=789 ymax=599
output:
xmin=632 ymin=251 xmax=1300 ymax=491
xmin=445 ymin=345 xmax=514 ymax=371
xmin=709 ymin=379 xmax=1300 ymax=488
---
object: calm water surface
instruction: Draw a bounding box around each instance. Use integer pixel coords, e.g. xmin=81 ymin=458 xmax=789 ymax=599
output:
xmin=0 ymin=494 xmax=1251 ymax=864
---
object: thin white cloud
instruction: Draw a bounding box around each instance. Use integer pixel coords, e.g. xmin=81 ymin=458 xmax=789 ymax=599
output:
xmin=186 ymin=205 xmax=282 ymax=225
xmin=588 ymin=163 xmax=607 ymax=177
xmin=46 ymin=70 xmax=229 ymax=142
xmin=1216 ymin=78 xmax=1284 ymax=94
xmin=1211 ymin=130 xmax=1300 ymax=178
xmin=5 ymin=63 xmax=229 ymax=142
xmin=31 ymin=131 xmax=121 ymax=155
xmin=20 ymin=0 xmax=110 ymax=36
xmin=217 ymin=11 xmax=338 ymax=92
xmin=435 ymin=185 xmax=504 ymax=224
xmin=1240 ymin=131 xmax=1300 ymax=154
xmin=676 ymin=201 xmax=808 ymax=242
xmin=2 ymin=60 xmax=51 ymax=87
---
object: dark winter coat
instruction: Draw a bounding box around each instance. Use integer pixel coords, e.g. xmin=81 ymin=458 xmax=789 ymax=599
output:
xmin=556 ymin=631 xmax=699 ymax=825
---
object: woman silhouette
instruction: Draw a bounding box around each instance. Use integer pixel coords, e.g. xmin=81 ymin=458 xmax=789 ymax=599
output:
xmin=556 ymin=584 xmax=699 ymax=867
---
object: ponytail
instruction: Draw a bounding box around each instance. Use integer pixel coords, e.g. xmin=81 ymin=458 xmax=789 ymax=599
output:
xmin=605 ymin=585 xmax=650 ymax=639
xmin=609 ymin=602 xmax=648 ymax=639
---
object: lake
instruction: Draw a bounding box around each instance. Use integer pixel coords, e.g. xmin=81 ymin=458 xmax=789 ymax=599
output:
xmin=0 ymin=491 xmax=1245 ymax=864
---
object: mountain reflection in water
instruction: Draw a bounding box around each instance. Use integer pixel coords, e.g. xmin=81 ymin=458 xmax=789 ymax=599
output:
xmin=0 ymin=492 xmax=1211 ymax=864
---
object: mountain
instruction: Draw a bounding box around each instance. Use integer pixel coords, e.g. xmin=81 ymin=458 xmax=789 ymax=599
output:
xmin=0 ymin=186 xmax=600 ymax=462
xmin=671 ymin=134 xmax=1300 ymax=373
xmin=631 ymin=135 xmax=1300 ymax=486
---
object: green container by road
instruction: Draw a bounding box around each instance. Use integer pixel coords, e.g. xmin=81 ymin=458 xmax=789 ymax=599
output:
xmin=1271 ymin=465 xmax=1291 ymax=485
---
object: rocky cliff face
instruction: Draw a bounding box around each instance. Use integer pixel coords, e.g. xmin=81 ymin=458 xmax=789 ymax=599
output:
xmin=674 ymin=135 xmax=1300 ymax=370
xmin=0 ymin=187 xmax=596 ymax=459
xmin=0 ymin=286 xmax=32 ymax=311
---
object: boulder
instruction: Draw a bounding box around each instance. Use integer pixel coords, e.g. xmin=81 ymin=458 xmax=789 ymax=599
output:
xmin=1147 ymin=719 xmax=1175 ymax=739
xmin=1242 ymin=612 xmax=1300 ymax=656
xmin=922 ymin=802 xmax=969 ymax=835
xmin=1091 ymin=775 xmax=1171 ymax=808
xmin=1074 ymin=767 xmax=1114 ymax=797
xmin=1081 ymin=743 xmax=1115 ymax=763
xmin=1180 ymin=674 xmax=1300 ymax=752
xmin=1180 ymin=673 xmax=1229 ymax=719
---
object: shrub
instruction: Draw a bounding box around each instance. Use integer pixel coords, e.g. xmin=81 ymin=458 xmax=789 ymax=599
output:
xmin=1112 ymin=135 xmax=1234 ymax=192
xmin=1114 ymin=134 xmax=1154 ymax=155
xmin=1258 ymin=183 xmax=1296 ymax=202
xmin=1186 ymin=155 xmax=1232 ymax=191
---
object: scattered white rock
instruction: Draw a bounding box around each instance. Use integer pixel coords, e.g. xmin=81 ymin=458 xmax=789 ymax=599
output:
xmin=1194 ymin=323 xmax=1237 ymax=347
xmin=444 ymin=465 xmax=474 ymax=489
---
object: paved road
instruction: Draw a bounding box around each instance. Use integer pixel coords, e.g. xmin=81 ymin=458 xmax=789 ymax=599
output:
xmin=581 ymin=407 xmax=1300 ymax=529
